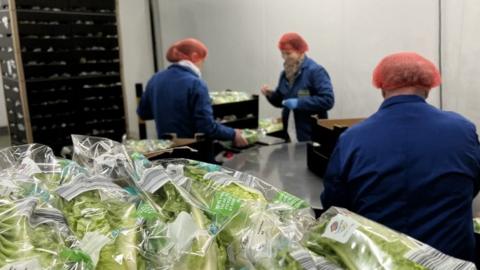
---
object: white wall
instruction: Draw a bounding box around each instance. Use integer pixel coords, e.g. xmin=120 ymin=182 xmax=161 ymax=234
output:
xmin=154 ymin=0 xmax=440 ymax=122
xmin=3 ymin=1 xmax=480 ymax=138
xmin=117 ymin=0 xmax=156 ymax=139
xmin=442 ymin=0 xmax=480 ymax=128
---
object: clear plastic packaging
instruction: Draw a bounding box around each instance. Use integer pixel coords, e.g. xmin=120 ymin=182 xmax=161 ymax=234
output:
xmin=259 ymin=118 xmax=284 ymax=134
xmin=123 ymin=139 xmax=173 ymax=155
xmin=304 ymin=207 xmax=476 ymax=270
xmin=209 ymin=90 xmax=251 ymax=105
xmin=136 ymin=158 xmax=317 ymax=269
xmin=0 ymin=198 xmax=92 ymax=269
xmin=55 ymin=176 xmax=146 ymax=269
xmin=4 ymin=136 xmax=473 ymax=270
xmin=71 ymin=135 xmax=135 ymax=185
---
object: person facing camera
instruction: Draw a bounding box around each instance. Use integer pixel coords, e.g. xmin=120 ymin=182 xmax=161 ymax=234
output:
xmin=261 ymin=32 xmax=334 ymax=142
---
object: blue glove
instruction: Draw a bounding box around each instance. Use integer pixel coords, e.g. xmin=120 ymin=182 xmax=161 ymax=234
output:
xmin=282 ymin=98 xmax=299 ymax=110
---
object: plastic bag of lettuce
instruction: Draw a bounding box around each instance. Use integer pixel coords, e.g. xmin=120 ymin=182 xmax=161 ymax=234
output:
xmin=136 ymin=167 xmax=226 ymax=269
xmin=136 ymin=158 xmax=329 ymax=269
xmin=55 ymin=175 xmax=146 ymax=270
xmin=304 ymin=207 xmax=476 ymax=270
xmin=474 ymin=218 xmax=480 ymax=234
xmin=210 ymin=90 xmax=251 ymax=105
xmin=0 ymin=198 xmax=92 ymax=270
xmin=124 ymin=139 xmax=173 ymax=155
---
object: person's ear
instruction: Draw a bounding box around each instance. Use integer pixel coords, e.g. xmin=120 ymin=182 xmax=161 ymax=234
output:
xmin=191 ymin=52 xmax=201 ymax=63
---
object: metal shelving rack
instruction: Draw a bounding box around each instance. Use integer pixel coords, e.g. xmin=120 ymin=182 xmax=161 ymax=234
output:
xmin=0 ymin=0 xmax=126 ymax=152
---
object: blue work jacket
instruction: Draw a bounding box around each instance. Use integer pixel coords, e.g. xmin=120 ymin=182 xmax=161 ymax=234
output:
xmin=137 ymin=64 xmax=235 ymax=140
xmin=321 ymin=95 xmax=480 ymax=262
xmin=266 ymin=56 xmax=334 ymax=141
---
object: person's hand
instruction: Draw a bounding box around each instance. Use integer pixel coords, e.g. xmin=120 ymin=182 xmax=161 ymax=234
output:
xmin=233 ymin=129 xmax=249 ymax=148
xmin=282 ymin=98 xmax=299 ymax=110
xmin=260 ymin=84 xmax=273 ymax=97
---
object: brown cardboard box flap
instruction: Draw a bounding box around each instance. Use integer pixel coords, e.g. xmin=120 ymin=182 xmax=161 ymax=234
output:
xmin=315 ymin=117 xmax=365 ymax=130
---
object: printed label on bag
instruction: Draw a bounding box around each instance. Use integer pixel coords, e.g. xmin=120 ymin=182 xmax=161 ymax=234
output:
xmin=274 ymin=191 xmax=308 ymax=209
xmin=205 ymin=172 xmax=236 ymax=185
xmin=136 ymin=201 xmax=159 ymax=221
xmin=405 ymin=244 xmax=476 ymax=270
xmin=139 ymin=167 xmax=171 ymax=193
xmin=290 ymin=249 xmax=316 ymax=270
xmin=321 ymin=214 xmax=358 ymax=244
xmin=56 ymin=176 xmax=124 ymax=201
xmin=211 ymin=192 xmax=241 ymax=218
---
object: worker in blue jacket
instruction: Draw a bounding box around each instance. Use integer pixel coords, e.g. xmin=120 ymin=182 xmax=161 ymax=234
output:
xmin=321 ymin=52 xmax=480 ymax=262
xmin=261 ymin=32 xmax=334 ymax=142
xmin=137 ymin=38 xmax=248 ymax=147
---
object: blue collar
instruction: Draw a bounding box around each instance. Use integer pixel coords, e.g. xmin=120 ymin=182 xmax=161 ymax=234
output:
xmin=169 ymin=64 xmax=200 ymax=78
xmin=380 ymin=95 xmax=426 ymax=110
xmin=300 ymin=55 xmax=310 ymax=70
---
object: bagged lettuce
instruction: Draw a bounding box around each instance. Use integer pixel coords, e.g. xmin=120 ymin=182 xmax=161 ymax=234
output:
xmin=210 ymin=90 xmax=251 ymax=105
xmin=56 ymin=177 xmax=145 ymax=269
xmin=259 ymin=118 xmax=284 ymax=134
xmin=137 ymin=165 xmax=228 ymax=270
xmin=154 ymin=160 xmax=317 ymax=269
xmin=0 ymin=198 xmax=91 ymax=269
xmin=304 ymin=207 xmax=476 ymax=270
xmin=474 ymin=218 xmax=480 ymax=234
xmin=124 ymin=139 xmax=173 ymax=155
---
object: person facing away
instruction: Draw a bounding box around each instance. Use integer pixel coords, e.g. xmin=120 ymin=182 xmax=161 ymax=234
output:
xmin=260 ymin=32 xmax=334 ymax=142
xmin=321 ymin=52 xmax=480 ymax=262
xmin=137 ymin=38 xmax=248 ymax=147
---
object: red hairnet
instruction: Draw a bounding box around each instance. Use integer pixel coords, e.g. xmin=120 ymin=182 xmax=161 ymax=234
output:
xmin=372 ymin=52 xmax=441 ymax=91
xmin=278 ymin=32 xmax=309 ymax=53
xmin=166 ymin=38 xmax=208 ymax=63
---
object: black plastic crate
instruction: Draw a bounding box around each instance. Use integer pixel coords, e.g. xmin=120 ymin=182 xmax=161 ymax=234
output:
xmin=311 ymin=118 xmax=364 ymax=154
xmin=212 ymin=95 xmax=259 ymax=129
xmin=16 ymin=10 xmax=116 ymax=24
xmin=306 ymin=142 xmax=330 ymax=178
xmin=218 ymin=116 xmax=258 ymax=129
xmin=212 ymin=95 xmax=258 ymax=118
xmin=267 ymin=129 xmax=287 ymax=140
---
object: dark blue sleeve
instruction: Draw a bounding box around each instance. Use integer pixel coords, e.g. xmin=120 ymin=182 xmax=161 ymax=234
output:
xmin=321 ymin=142 xmax=350 ymax=209
xmin=192 ymin=80 xmax=236 ymax=141
xmin=472 ymin=128 xmax=480 ymax=195
xmin=266 ymin=73 xmax=285 ymax=108
xmin=136 ymin=79 xmax=154 ymax=120
xmin=297 ymin=66 xmax=334 ymax=112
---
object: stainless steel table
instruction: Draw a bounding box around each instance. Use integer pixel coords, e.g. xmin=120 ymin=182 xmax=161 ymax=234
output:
xmin=223 ymin=142 xmax=324 ymax=209
xmin=224 ymin=142 xmax=480 ymax=216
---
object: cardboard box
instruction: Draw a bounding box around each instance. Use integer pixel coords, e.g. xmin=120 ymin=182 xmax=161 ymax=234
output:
xmin=308 ymin=117 xmax=365 ymax=177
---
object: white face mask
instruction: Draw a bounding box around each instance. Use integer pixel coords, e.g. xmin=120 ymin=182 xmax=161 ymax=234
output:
xmin=177 ymin=60 xmax=202 ymax=77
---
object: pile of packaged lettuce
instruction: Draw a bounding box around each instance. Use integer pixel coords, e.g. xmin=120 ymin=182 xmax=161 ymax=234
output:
xmin=259 ymin=118 xmax=283 ymax=134
xmin=0 ymin=135 xmax=476 ymax=269
xmin=210 ymin=90 xmax=252 ymax=105
xmin=124 ymin=139 xmax=173 ymax=155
